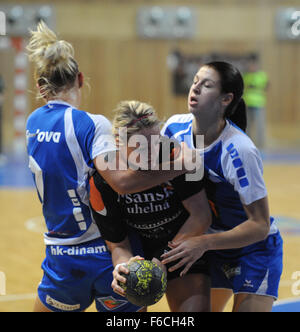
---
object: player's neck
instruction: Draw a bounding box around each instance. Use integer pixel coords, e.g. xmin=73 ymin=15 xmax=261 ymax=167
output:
xmin=192 ymin=116 xmax=226 ymax=148
xmin=47 ymin=87 xmax=81 ymax=109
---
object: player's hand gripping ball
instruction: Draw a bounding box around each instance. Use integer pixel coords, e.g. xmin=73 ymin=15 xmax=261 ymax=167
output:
xmin=119 ymin=260 xmax=167 ymax=307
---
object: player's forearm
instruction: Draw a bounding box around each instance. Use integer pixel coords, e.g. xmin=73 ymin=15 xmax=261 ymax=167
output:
xmin=101 ymin=168 xmax=187 ymax=195
xmin=204 ymin=219 xmax=270 ymax=251
xmin=106 ymin=239 xmax=133 ymax=267
xmin=95 ymin=156 xmax=185 ymax=195
xmin=94 ymin=146 xmax=202 ymax=194
xmin=172 ymin=215 xmax=211 ymax=243
xmin=121 ymin=169 xmax=186 ymax=193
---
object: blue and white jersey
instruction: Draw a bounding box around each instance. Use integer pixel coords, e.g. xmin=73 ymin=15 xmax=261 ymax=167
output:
xmin=161 ymin=113 xmax=277 ymax=235
xmin=26 ymin=100 xmax=116 ymax=246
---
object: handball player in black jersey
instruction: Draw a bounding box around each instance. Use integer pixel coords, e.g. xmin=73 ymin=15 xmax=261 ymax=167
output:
xmin=90 ymin=101 xmax=212 ymax=312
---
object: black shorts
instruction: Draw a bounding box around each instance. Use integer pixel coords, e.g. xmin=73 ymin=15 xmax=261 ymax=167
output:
xmin=142 ymin=239 xmax=210 ymax=282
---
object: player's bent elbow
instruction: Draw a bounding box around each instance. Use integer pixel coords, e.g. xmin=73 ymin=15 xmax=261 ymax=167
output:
xmin=259 ymin=220 xmax=270 ymax=241
xmin=97 ymin=170 xmax=136 ymax=195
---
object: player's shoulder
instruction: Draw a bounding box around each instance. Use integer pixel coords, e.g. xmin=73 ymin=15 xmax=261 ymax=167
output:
xmin=222 ymin=120 xmax=261 ymax=160
xmin=27 ymin=104 xmax=47 ymax=122
xmin=72 ymin=109 xmax=111 ymax=130
xmin=85 ymin=112 xmax=112 ymax=129
xmin=162 ymin=113 xmax=193 ymax=137
xmin=164 ymin=113 xmax=193 ymax=125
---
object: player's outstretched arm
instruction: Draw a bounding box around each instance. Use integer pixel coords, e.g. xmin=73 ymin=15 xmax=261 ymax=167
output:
xmin=162 ymin=197 xmax=270 ymax=276
xmin=94 ymin=143 xmax=201 ymax=194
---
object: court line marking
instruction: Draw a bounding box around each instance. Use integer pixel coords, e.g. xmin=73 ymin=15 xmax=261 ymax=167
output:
xmin=25 ymin=216 xmax=46 ymax=233
xmin=0 ymin=280 xmax=295 ymax=303
xmin=280 ymin=280 xmax=294 ymax=287
xmin=0 ymin=293 xmax=36 ymax=302
xmin=273 ymin=297 xmax=300 ymax=306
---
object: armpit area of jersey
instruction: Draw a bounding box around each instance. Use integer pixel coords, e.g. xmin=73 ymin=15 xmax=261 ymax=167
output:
xmin=90 ymin=173 xmax=128 ymax=243
xmin=170 ymin=173 xmax=204 ymax=202
xmin=158 ymin=136 xmax=180 ymax=164
xmin=158 ymin=137 xmax=205 ymax=202
xmin=91 ymin=209 xmax=128 ymax=243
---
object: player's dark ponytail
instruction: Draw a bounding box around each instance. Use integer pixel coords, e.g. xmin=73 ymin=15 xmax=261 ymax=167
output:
xmin=226 ymin=98 xmax=247 ymax=132
xmin=206 ymin=61 xmax=247 ymax=132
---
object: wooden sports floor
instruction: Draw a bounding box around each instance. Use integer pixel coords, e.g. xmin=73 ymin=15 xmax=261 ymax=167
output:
xmin=0 ymin=155 xmax=300 ymax=312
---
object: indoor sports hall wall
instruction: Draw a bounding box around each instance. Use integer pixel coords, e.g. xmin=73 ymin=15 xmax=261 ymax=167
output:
xmin=0 ymin=0 xmax=300 ymax=152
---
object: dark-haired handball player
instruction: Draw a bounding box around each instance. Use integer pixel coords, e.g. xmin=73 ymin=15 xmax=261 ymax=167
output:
xmin=25 ymin=22 xmax=201 ymax=312
xmin=90 ymin=100 xmax=212 ymax=312
xmin=160 ymin=61 xmax=283 ymax=312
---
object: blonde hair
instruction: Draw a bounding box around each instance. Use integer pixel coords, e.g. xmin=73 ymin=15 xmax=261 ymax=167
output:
xmin=26 ymin=21 xmax=79 ymax=99
xmin=112 ymin=100 xmax=161 ymax=145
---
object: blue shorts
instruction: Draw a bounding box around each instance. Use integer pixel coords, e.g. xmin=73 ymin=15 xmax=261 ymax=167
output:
xmin=209 ymin=231 xmax=283 ymax=299
xmin=38 ymin=237 xmax=141 ymax=312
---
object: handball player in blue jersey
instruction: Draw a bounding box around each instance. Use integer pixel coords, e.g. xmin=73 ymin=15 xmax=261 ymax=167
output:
xmin=160 ymin=62 xmax=283 ymax=312
xmin=25 ymin=22 xmax=194 ymax=312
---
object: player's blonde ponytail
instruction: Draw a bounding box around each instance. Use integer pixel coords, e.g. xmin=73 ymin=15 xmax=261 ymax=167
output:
xmin=112 ymin=101 xmax=161 ymax=145
xmin=26 ymin=21 xmax=79 ymax=99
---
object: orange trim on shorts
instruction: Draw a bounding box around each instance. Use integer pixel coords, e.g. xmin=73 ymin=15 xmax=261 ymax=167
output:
xmin=89 ymin=177 xmax=105 ymax=212
xmin=208 ymin=200 xmax=219 ymax=218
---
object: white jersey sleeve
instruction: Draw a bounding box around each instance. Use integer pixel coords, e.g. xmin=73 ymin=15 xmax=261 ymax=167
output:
xmin=160 ymin=114 xmax=193 ymax=140
xmin=222 ymin=138 xmax=267 ymax=206
xmin=86 ymin=113 xmax=116 ymax=160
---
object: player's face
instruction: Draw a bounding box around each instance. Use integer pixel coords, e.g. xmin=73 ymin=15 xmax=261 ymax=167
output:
xmin=126 ymin=125 xmax=161 ymax=170
xmin=188 ymin=66 xmax=222 ymax=117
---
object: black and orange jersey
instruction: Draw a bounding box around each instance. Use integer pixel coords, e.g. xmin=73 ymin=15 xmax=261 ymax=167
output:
xmin=89 ymin=172 xmax=204 ymax=244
